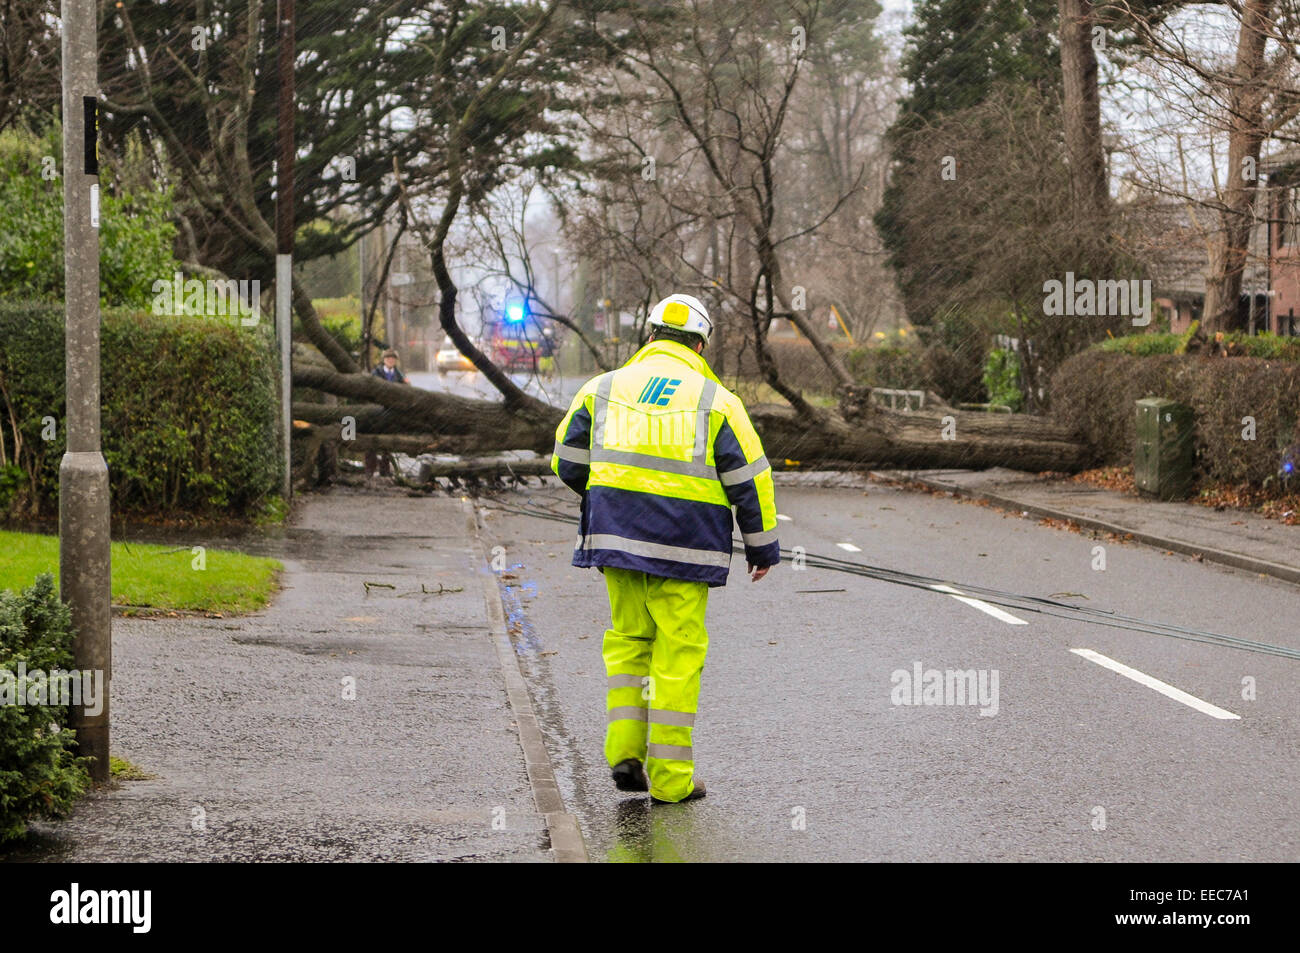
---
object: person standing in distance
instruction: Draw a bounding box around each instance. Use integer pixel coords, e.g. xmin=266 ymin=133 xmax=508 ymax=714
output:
xmin=373 ymin=348 xmax=408 ymax=384
xmin=551 ymin=293 xmax=780 ymax=804
xmin=366 ymin=349 xmax=408 ymax=479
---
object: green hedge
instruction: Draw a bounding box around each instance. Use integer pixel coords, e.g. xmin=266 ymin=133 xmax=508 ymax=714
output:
xmin=0 ymin=125 xmax=180 ymax=308
xmin=1052 ymin=349 xmax=1300 ymax=488
xmin=1099 ymin=330 xmax=1300 ymax=361
xmin=0 ymin=574 xmax=89 ymax=843
xmin=0 ymin=302 xmax=279 ymax=518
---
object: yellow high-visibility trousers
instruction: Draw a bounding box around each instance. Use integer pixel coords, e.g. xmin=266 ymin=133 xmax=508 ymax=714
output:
xmin=602 ymin=567 xmax=709 ymax=802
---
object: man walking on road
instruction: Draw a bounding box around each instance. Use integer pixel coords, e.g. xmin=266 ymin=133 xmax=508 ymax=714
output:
xmin=551 ymin=293 xmax=780 ymax=804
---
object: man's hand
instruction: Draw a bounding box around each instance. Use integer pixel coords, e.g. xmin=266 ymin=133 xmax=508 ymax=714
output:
xmin=748 ymin=563 xmax=771 ymax=582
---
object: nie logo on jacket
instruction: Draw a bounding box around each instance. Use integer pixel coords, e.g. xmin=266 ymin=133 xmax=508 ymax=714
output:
xmin=636 ymin=376 xmax=682 ymax=406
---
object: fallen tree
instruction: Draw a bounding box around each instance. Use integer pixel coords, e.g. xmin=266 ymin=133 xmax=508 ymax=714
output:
xmin=291 ymin=368 xmax=1093 ymax=477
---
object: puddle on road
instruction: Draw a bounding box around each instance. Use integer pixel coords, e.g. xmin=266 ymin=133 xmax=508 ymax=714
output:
xmin=498 ymin=565 xmax=541 ymax=656
xmin=492 ymin=560 xmax=595 ymax=834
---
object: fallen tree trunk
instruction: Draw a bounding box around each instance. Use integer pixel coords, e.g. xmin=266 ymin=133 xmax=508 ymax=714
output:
xmin=292 ymin=365 xmax=557 ymax=453
xmin=292 ymin=421 xmax=552 ymax=486
xmin=411 ymin=454 xmax=555 ymax=479
xmin=748 ymin=405 xmax=1092 ymax=473
xmin=295 ymin=426 xmax=451 ymax=455
xmin=294 ymin=405 xmax=454 ymax=439
xmin=292 ymin=366 xmax=1093 ymax=472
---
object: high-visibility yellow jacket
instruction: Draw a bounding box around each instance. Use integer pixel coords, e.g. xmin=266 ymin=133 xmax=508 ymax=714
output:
xmin=551 ymin=339 xmax=780 ymax=586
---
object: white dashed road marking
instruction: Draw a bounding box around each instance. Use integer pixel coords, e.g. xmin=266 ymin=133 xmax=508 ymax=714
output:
xmin=836 ymin=542 xmax=861 ymax=552
xmin=930 ymin=584 xmax=1029 ymax=625
xmin=1070 ymin=648 xmax=1241 ymax=720
xmin=776 ymin=514 xmax=792 ymax=522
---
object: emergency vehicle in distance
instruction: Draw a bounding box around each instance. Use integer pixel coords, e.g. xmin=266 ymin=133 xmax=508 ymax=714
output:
xmin=484 ymin=299 xmax=558 ymax=376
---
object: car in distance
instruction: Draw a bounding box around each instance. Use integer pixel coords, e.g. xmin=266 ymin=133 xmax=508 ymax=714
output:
xmin=436 ymin=338 xmax=477 ymax=373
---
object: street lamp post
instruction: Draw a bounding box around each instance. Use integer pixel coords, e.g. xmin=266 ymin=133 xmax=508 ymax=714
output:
xmin=60 ymin=0 xmax=111 ymax=782
xmin=275 ymin=0 xmax=295 ymax=500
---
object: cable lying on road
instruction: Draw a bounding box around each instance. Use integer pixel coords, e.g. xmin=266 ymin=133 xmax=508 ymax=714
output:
xmin=790 ymin=548 xmax=1300 ymax=662
xmin=484 ymin=499 xmax=1300 ymax=663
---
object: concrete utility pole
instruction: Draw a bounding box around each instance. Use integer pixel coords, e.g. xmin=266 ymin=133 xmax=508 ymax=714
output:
xmin=60 ymin=0 xmax=111 ymax=782
xmin=358 ymin=230 xmax=367 ymax=369
xmin=275 ymin=0 xmax=295 ymax=500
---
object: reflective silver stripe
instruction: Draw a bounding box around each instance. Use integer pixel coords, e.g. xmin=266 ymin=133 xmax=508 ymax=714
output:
xmin=607 ymin=674 xmax=645 ymax=689
xmin=647 ymin=742 xmax=693 ymax=761
xmin=742 ymin=528 xmax=779 ymax=547
xmin=648 ymin=708 xmax=695 ymax=727
xmin=607 ymin=705 xmax=648 ymax=723
xmin=583 ymin=533 xmax=731 ymax=568
xmin=592 ymin=374 xmax=614 ymax=447
xmin=553 ymin=442 xmax=591 ymax=465
xmin=589 ymin=447 xmax=715 ymax=479
xmin=693 ymin=379 xmax=717 ymax=463
xmin=719 ymin=454 xmax=770 ymax=486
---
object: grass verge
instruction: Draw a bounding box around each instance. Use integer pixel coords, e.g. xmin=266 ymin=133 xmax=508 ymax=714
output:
xmin=0 ymin=530 xmax=281 ymax=613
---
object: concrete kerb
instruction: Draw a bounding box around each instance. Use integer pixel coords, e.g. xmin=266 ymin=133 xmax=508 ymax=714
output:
xmin=461 ymin=498 xmax=588 ymax=863
xmin=873 ymin=471 xmax=1300 ymax=588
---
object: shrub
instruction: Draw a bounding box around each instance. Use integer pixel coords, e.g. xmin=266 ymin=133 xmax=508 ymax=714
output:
xmin=846 ymin=342 xmax=928 ymax=390
xmin=921 ymin=344 xmax=985 ymax=403
xmin=305 ymin=296 xmax=363 ymax=358
xmin=844 ymin=340 xmax=985 ymax=403
xmin=731 ymin=337 xmax=854 ymax=395
xmin=0 ymin=302 xmax=279 ymax=519
xmin=1239 ymin=332 xmax=1300 ymax=361
xmin=843 ymin=344 xmax=873 ymax=380
xmin=0 ymin=465 xmax=21 ymax=514
xmin=0 ymin=302 xmax=63 ymax=515
xmin=981 ymin=347 xmax=1023 ymax=411
xmin=0 ymin=574 xmax=90 ymax=843
xmin=1097 ymin=332 xmax=1183 ymax=358
xmin=1052 ymin=349 xmax=1300 ymax=489
xmin=0 ymin=125 xmax=179 ymax=308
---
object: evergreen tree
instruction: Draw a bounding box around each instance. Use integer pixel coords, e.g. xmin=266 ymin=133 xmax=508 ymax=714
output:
xmin=875 ymin=0 xmax=1061 ymax=327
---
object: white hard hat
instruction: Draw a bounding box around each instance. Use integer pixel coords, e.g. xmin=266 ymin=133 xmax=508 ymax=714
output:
xmin=647 ymin=294 xmax=712 ymax=343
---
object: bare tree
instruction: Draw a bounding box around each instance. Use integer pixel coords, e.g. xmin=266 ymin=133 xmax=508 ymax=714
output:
xmin=886 ymin=86 xmax=1133 ymax=410
xmin=575 ymin=0 xmax=874 ymax=421
xmin=465 ymin=178 xmax=612 ymax=372
xmin=778 ymin=11 xmax=905 ymax=341
xmin=1060 ymin=0 xmax=1109 ymax=220
xmin=1118 ymin=0 xmax=1300 ymax=333
xmin=1204 ymin=0 xmax=1276 ymax=333
xmin=0 ymin=0 xmax=59 ymax=132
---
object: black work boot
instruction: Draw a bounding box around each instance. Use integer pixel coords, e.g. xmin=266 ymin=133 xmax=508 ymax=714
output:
xmin=611 ymin=758 xmax=649 ymax=792
xmin=651 ymin=780 xmax=706 ymax=804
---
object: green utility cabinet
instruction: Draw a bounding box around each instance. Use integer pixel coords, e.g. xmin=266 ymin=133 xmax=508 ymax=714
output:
xmin=1134 ymin=398 xmax=1195 ymax=500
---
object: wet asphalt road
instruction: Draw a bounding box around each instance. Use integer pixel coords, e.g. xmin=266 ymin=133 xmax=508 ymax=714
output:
xmin=480 ymin=476 xmax=1300 ymax=862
